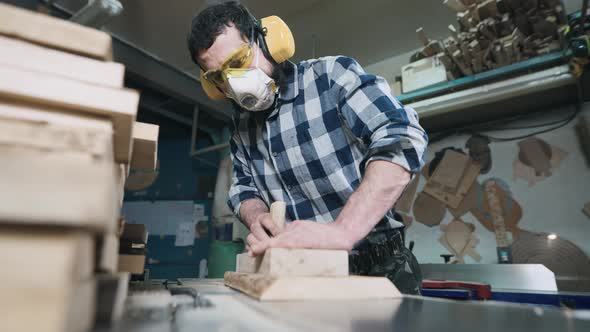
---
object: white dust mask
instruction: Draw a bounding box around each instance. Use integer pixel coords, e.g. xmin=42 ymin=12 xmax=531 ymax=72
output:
xmin=224 ymin=46 xmax=277 ymax=112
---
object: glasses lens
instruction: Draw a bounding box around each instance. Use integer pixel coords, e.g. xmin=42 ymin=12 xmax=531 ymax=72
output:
xmin=203 ymin=45 xmax=253 ymax=88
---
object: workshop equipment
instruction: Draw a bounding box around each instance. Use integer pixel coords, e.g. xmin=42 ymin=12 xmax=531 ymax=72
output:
xmin=225 ymin=202 xmax=401 ymax=301
xmin=401 ymin=53 xmax=448 ymax=93
xmin=512 ymin=231 xmax=590 ymax=292
xmin=99 ymin=278 xmax=590 ymax=331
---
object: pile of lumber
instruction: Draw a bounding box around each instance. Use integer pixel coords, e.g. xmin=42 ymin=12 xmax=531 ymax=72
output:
xmin=413 ymin=0 xmax=567 ymax=81
xmin=0 ymin=4 xmax=156 ymax=331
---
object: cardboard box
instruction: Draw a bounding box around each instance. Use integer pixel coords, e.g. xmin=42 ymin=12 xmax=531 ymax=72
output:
xmin=118 ymin=254 xmax=146 ymax=275
xmin=402 ymin=56 xmax=448 ymax=93
xmin=0 ymin=3 xmax=113 ymax=60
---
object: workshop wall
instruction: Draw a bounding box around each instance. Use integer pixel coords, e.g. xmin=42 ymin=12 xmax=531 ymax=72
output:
xmin=402 ymin=103 xmax=590 ymax=289
xmin=122 ymin=136 xmax=220 ymax=279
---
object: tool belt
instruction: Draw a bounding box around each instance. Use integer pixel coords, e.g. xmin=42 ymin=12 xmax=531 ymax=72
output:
xmin=349 ymin=227 xmax=422 ymax=295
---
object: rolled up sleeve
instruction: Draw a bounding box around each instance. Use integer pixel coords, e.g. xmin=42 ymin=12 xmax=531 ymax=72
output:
xmin=328 ymin=56 xmax=428 ymax=174
xmin=227 ymin=132 xmax=261 ymax=218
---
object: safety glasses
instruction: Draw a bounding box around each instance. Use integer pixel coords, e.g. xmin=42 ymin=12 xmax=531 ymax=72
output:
xmin=202 ymin=43 xmax=254 ymax=89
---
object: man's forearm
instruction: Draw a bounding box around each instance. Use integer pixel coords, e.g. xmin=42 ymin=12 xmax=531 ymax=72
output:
xmin=239 ymin=198 xmax=269 ymax=229
xmin=334 ymin=160 xmax=411 ymax=247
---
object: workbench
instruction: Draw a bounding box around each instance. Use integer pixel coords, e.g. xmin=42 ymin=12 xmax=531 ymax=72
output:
xmin=93 ymin=279 xmax=590 ymax=332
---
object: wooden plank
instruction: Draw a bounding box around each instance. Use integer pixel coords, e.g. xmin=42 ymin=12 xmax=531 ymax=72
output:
xmin=0 ymin=35 xmax=124 ymax=88
xmin=236 ymin=252 xmax=262 ymax=273
xmin=95 ymin=273 xmax=130 ymax=325
xmin=116 ymin=163 xmax=127 ymax=207
xmin=0 ymin=147 xmax=119 ymax=232
xmin=429 ymin=150 xmax=469 ymax=189
xmin=423 ymin=156 xmax=480 ymax=209
xmin=118 ymin=254 xmax=145 ymax=275
xmin=67 ymin=278 xmax=97 ymax=332
xmin=224 ymin=272 xmax=402 ymax=301
xmin=0 ymin=101 xmax=114 ymax=159
xmin=0 ymin=227 xmax=94 ymax=284
xmin=130 ymin=122 xmax=159 ymax=171
xmin=0 ymin=229 xmax=96 ymax=332
xmin=1 ymin=279 xmax=96 ymax=332
xmin=0 ymin=3 xmax=113 ymax=60
xmin=0 ymin=65 xmax=139 ymax=163
xmin=96 ymin=233 xmax=119 ymax=273
xmin=259 ymin=248 xmax=348 ymax=277
xmin=236 ymin=248 xmax=348 ymax=277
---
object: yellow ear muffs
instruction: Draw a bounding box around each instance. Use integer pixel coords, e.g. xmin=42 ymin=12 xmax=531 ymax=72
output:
xmin=260 ymin=16 xmax=295 ymax=64
xmin=199 ymin=71 xmax=225 ymax=100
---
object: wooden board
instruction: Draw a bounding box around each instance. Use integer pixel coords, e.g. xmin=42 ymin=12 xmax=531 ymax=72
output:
xmin=118 ymin=254 xmax=146 ymax=275
xmin=0 ymin=229 xmax=95 ymax=332
xmin=0 ymin=3 xmax=113 ymax=60
xmin=236 ymin=252 xmax=262 ymax=273
xmin=0 ymin=112 xmax=120 ymax=233
xmin=236 ymin=248 xmax=348 ymax=277
xmin=0 ymin=100 xmax=114 ymax=159
xmin=0 ymin=65 xmax=139 ymax=163
xmin=0 ymin=35 xmax=123 ymax=88
xmin=423 ymin=154 xmax=480 ymax=209
xmin=430 ymin=150 xmax=469 ymax=189
xmin=121 ymin=224 xmax=149 ymax=244
xmin=96 ymin=233 xmax=119 ymax=273
xmin=224 ymin=272 xmax=402 ymax=301
xmin=95 ymin=273 xmax=130 ymax=325
xmin=472 ymin=180 xmax=523 ymax=235
xmin=0 ymin=227 xmax=93 ymax=283
xmin=116 ymin=164 xmax=127 ymax=207
xmin=449 ymin=180 xmax=480 ymax=218
xmin=130 ymin=122 xmax=159 ymax=171
xmin=413 ymin=192 xmax=446 ymax=227
xmin=0 ymin=228 xmax=97 ymax=331
xmin=2 ymin=278 xmax=96 ymax=332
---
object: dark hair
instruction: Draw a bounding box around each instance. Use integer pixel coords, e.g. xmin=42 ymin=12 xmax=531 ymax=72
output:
xmin=186 ymin=1 xmax=254 ymax=66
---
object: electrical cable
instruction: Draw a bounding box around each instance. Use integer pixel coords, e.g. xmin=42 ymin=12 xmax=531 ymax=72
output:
xmin=482 ymin=108 xmax=580 ymax=142
xmin=428 ymin=103 xmax=582 ymax=143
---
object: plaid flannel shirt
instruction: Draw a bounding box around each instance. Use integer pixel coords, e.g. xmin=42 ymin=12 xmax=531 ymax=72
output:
xmin=227 ymin=56 xmax=428 ymax=230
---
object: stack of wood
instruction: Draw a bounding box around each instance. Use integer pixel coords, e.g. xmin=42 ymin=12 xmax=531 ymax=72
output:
xmin=413 ymin=0 xmax=567 ymax=80
xmin=0 ymin=4 xmax=155 ymax=331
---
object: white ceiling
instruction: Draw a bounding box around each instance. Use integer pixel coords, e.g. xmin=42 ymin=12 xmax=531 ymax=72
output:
xmin=57 ymin=0 xmax=458 ymax=75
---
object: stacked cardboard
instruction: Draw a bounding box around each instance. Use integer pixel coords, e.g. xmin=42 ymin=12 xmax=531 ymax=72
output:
xmin=0 ymin=4 xmax=152 ymax=331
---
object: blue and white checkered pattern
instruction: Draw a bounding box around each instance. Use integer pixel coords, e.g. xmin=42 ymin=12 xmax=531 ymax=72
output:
xmin=228 ymin=56 xmax=428 ymax=229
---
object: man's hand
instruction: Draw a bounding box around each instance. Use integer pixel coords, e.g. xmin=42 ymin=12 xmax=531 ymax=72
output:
xmin=245 ymin=212 xmax=281 ymax=255
xmin=247 ymin=219 xmax=354 ymax=256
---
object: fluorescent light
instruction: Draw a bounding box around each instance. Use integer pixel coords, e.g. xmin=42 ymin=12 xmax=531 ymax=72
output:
xmin=547 ymin=233 xmax=557 ymax=240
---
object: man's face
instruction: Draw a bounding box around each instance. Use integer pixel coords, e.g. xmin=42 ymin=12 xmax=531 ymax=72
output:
xmin=197 ymin=24 xmax=273 ymax=77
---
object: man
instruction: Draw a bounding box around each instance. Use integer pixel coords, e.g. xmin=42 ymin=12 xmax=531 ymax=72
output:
xmin=187 ymin=1 xmax=428 ymax=294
